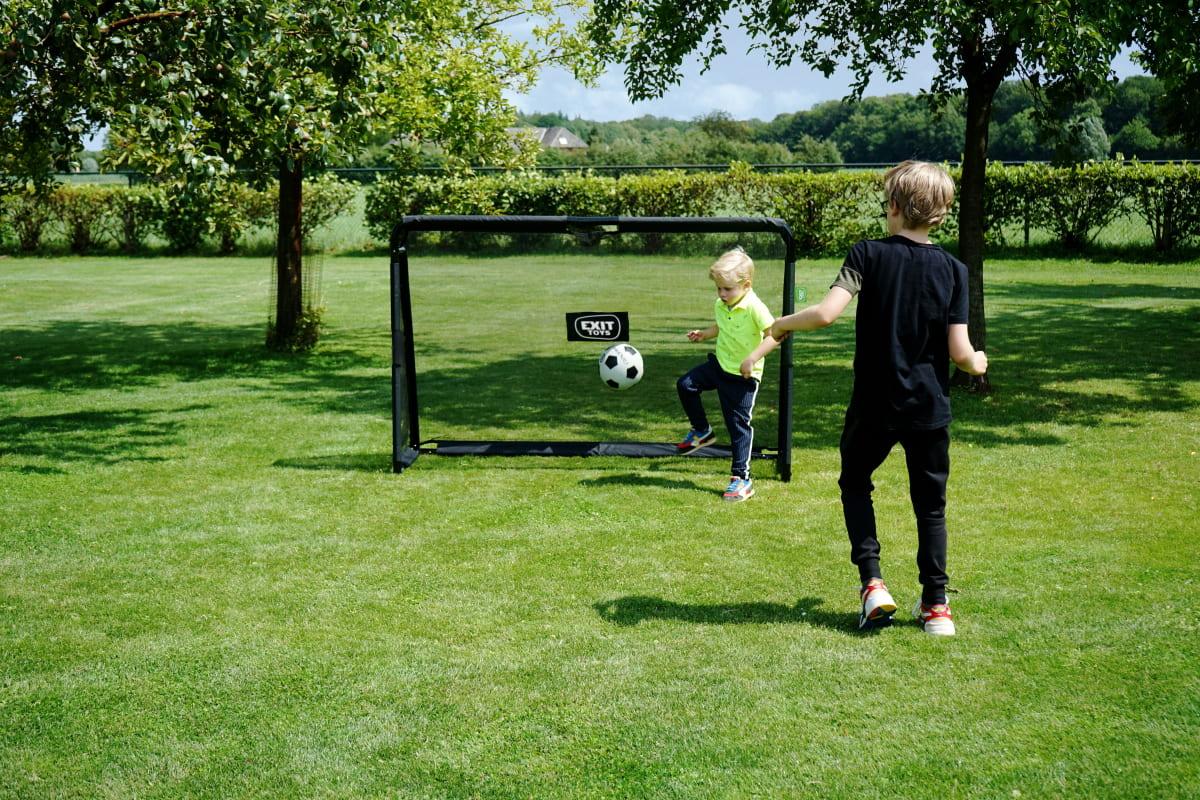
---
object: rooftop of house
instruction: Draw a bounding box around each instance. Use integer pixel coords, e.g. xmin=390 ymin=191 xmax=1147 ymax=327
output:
xmin=505 ymin=125 xmax=588 ymax=149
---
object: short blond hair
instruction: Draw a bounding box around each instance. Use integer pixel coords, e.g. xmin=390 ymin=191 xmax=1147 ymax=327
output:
xmin=884 ymin=161 xmax=955 ymax=228
xmin=709 ymin=248 xmax=754 ymax=285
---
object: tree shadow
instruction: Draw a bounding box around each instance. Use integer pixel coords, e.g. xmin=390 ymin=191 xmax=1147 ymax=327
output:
xmin=0 ymin=407 xmax=198 ymax=472
xmin=949 ymin=296 xmax=1200 ymax=445
xmin=2 ymin=321 xmax=300 ymax=391
xmin=3 ymin=273 xmax=1196 ymax=472
xmin=594 ymin=595 xmax=863 ymax=634
xmin=989 ymin=281 xmax=1200 ymax=302
xmin=0 ymin=320 xmax=389 ymax=416
xmin=786 ymin=283 xmax=1200 ymax=448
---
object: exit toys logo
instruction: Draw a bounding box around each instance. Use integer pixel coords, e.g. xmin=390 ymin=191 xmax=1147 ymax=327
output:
xmin=566 ymin=312 xmax=629 ymax=342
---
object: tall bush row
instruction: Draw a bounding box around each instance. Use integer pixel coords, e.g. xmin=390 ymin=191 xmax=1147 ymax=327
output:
xmin=2 ymin=163 xmax=1198 ymax=255
xmin=365 ymin=161 xmax=1200 ymax=255
xmin=0 ymin=176 xmax=356 ymax=255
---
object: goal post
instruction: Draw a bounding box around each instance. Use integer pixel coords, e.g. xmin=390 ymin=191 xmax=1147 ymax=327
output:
xmin=390 ymin=215 xmax=797 ymax=480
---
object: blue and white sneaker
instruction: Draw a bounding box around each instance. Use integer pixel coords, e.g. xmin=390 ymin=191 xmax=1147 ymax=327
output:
xmin=722 ymin=476 xmax=754 ymax=502
xmin=676 ymin=427 xmax=716 ymax=454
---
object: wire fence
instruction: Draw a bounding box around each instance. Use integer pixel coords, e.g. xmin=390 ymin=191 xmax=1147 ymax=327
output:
xmin=55 ymin=160 xmax=1200 ymax=186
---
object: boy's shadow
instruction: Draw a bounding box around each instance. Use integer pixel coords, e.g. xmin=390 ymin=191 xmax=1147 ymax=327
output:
xmin=578 ymin=473 xmax=711 ymax=492
xmin=594 ymin=595 xmax=863 ymax=634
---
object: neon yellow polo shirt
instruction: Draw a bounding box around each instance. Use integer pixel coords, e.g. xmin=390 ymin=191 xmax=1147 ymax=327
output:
xmin=714 ymin=288 xmax=775 ymax=380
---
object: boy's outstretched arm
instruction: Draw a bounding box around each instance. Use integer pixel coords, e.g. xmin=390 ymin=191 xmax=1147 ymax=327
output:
xmin=948 ymin=324 xmax=988 ymax=375
xmin=739 ymin=333 xmax=782 ymax=378
xmin=686 ymin=324 xmax=719 ymax=342
xmin=769 ymin=287 xmax=854 ymax=340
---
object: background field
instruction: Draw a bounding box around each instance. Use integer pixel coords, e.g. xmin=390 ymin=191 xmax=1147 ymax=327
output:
xmin=2 ymin=253 xmax=1198 ymax=798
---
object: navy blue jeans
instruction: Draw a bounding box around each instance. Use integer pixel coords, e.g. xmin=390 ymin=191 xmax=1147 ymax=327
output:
xmin=838 ymin=413 xmax=951 ymax=605
xmin=677 ymin=353 xmax=759 ymax=479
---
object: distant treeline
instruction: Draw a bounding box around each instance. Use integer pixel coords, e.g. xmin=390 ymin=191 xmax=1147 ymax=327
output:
xmin=79 ymin=76 xmax=1195 ymax=173
xmin=520 ymin=76 xmax=1195 ymax=166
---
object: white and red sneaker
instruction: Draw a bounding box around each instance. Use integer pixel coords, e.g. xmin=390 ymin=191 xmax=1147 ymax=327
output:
xmin=858 ymin=579 xmax=897 ymax=630
xmin=912 ymin=600 xmax=956 ymax=636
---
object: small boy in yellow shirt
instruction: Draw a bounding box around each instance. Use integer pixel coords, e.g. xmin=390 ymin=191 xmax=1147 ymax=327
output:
xmin=677 ymin=248 xmax=781 ymax=502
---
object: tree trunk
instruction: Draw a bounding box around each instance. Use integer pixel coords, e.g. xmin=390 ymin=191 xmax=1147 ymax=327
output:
xmin=954 ymin=57 xmax=1002 ymax=393
xmin=271 ymin=156 xmax=305 ymax=348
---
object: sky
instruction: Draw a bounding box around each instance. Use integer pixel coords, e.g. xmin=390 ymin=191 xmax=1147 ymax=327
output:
xmin=506 ymin=28 xmax=1148 ymax=123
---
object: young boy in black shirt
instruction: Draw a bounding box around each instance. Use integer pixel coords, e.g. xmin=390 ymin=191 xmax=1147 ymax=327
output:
xmin=770 ymin=161 xmax=987 ymax=636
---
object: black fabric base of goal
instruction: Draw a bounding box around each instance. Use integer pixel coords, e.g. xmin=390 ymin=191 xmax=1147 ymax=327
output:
xmin=408 ymin=439 xmax=776 ymax=460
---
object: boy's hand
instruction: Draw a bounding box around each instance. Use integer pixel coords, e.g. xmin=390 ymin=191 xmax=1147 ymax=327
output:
xmin=740 ymin=358 xmax=755 ymax=379
xmin=966 ymin=350 xmax=988 ymax=375
xmin=687 ymin=330 xmax=706 ymax=342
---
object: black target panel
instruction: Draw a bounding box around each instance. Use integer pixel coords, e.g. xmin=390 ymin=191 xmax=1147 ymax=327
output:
xmin=389 ymin=216 xmax=797 ymax=481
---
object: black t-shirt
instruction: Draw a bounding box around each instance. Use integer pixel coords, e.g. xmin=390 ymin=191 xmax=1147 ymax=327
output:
xmin=832 ymin=236 xmax=969 ymax=430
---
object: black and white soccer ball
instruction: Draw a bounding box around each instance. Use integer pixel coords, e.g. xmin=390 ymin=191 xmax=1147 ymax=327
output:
xmin=599 ymin=344 xmax=644 ymax=390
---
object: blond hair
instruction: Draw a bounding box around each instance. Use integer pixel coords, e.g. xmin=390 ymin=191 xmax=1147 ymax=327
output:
xmin=709 ymin=248 xmax=754 ymax=285
xmin=884 ymin=161 xmax=955 ymax=228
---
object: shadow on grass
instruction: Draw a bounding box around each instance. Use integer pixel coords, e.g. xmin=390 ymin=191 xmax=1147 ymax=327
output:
xmin=411 ymin=347 xmax=799 ymax=447
xmin=989 ymin=281 xmax=1200 ymax=301
xmin=982 ymin=242 xmax=1200 ymax=264
xmin=3 ymin=275 xmax=1196 ymax=469
xmin=578 ymin=473 xmax=714 ymax=492
xmin=0 ymin=407 xmax=198 ymax=472
xmin=0 ymin=321 xmax=390 ymax=415
xmin=950 ymin=294 xmax=1200 ymax=445
xmin=594 ymin=595 xmax=863 ymax=634
xmin=3 ymin=321 xmax=302 ymax=390
xmin=273 ymin=453 xmax=392 ymax=472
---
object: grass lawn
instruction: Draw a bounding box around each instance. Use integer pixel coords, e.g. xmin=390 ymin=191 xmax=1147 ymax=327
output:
xmin=1 ymin=252 xmax=1198 ymax=799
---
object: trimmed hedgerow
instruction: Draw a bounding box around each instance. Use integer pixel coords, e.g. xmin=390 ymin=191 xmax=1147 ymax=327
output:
xmin=366 ymin=161 xmax=1200 ymax=255
xmin=1119 ymin=161 xmax=1200 ymax=251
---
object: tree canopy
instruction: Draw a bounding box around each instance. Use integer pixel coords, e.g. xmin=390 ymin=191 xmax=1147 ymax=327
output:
xmin=586 ymin=0 xmax=1155 ymax=389
xmin=1132 ymin=2 xmax=1200 ymax=146
xmin=3 ymin=0 xmax=596 ymax=181
xmin=3 ymin=0 xmax=596 ymax=347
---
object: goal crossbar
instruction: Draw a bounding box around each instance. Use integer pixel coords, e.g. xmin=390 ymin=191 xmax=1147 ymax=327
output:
xmin=390 ymin=215 xmax=797 ymax=480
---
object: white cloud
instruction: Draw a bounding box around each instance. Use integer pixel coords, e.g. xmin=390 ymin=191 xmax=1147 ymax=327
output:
xmin=510 ymin=27 xmax=1149 ymax=123
xmin=703 ymin=82 xmax=762 ymax=118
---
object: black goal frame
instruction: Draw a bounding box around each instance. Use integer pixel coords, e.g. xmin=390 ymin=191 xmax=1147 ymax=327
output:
xmin=390 ymin=215 xmax=797 ymax=480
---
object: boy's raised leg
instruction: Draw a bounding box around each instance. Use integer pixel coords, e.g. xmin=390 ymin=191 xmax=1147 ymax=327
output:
xmin=676 ymin=359 xmax=719 ymax=449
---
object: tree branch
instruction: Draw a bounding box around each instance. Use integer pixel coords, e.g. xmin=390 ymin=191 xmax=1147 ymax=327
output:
xmin=474 ymin=1 xmax=577 ymax=31
xmin=101 ymin=10 xmax=193 ymax=36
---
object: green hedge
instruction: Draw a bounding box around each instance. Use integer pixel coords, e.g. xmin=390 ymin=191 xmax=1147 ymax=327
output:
xmin=0 ymin=176 xmax=356 ymax=255
xmin=3 ymin=163 xmax=1198 ymax=255
xmin=363 ymin=166 xmax=885 ymax=255
xmin=365 ymin=161 xmax=1200 ymax=256
xmin=1121 ymin=162 xmax=1200 ymax=251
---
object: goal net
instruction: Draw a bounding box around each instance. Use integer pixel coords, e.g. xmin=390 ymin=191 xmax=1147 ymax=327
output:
xmin=390 ymin=216 xmax=797 ymax=480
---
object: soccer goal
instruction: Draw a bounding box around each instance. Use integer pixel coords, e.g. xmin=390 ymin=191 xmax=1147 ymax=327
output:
xmin=390 ymin=215 xmax=797 ymax=480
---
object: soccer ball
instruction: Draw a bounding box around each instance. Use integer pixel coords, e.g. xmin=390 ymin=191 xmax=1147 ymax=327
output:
xmin=599 ymin=344 xmax=644 ymax=390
